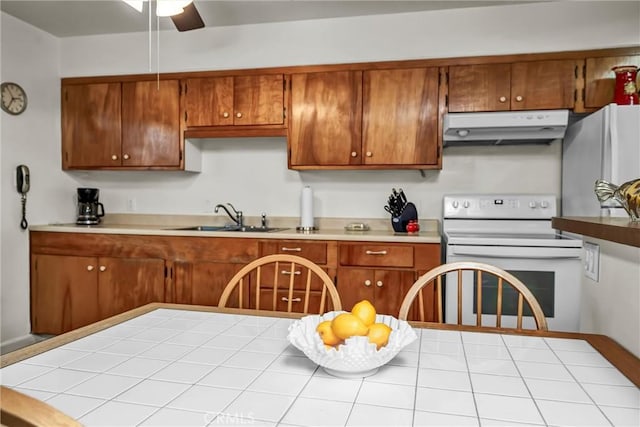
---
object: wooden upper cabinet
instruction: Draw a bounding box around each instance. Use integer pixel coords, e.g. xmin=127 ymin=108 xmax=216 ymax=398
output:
xmin=289 ymin=68 xmax=441 ymax=169
xmin=584 ymin=55 xmax=640 ymax=110
xmin=122 ymin=80 xmax=182 ymax=167
xmin=183 ymin=76 xmax=234 ymax=126
xmin=183 ymin=74 xmax=285 ymax=127
xmin=289 ymin=70 xmax=363 ymax=167
xmin=363 ymin=68 xmax=440 ymax=166
xmin=448 ymin=60 xmax=577 ymax=112
xmin=62 ymin=83 xmax=122 ymax=169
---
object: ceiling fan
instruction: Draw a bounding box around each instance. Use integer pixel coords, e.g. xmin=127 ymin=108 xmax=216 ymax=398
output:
xmin=124 ymin=0 xmax=205 ymax=32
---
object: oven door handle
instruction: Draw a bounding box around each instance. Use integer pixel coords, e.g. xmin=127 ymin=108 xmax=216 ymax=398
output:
xmin=449 ymin=245 xmax=582 ymax=259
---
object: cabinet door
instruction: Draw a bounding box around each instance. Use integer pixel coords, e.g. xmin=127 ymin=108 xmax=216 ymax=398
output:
xmin=98 ymin=257 xmax=165 ymax=318
xmin=234 ymin=75 xmax=285 ymax=125
xmin=363 ymin=68 xmax=440 ymax=166
xmin=31 ymin=254 xmax=100 ymax=334
xmin=173 ymin=261 xmax=243 ymax=307
xmin=183 ymin=77 xmax=234 ymax=126
xmin=62 ymin=83 xmax=122 ymax=168
xmin=585 ymin=55 xmax=640 ymax=109
xmin=289 ymin=71 xmax=362 ymax=166
xmin=337 ymin=268 xmax=375 ymax=311
xmin=122 ymin=80 xmax=181 ymax=167
xmin=510 ymin=60 xmax=576 ymax=110
xmin=448 ymin=64 xmax=512 ymax=112
xmin=373 ymin=270 xmax=416 ymax=318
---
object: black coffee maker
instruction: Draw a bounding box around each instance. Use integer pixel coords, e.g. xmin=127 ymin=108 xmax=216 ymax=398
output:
xmin=76 ymin=188 xmax=105 ymax=225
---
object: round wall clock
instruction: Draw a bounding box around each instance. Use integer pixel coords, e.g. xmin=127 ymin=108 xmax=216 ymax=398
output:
xmin=1 ymin=82 xmax=28 ymax=115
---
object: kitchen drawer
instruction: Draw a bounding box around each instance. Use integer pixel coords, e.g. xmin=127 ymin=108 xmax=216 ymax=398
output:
xmin=250 ymin=263 xmax=327 ymax=291
xmin=259 ymin=240 xmax=327 ymax=264
xmin=339 ymin=243 xmax=414 ymax=268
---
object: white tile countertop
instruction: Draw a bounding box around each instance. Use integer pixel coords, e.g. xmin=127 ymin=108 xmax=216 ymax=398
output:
xmin=1 ymin=306 xmax=638 ymax=426
xmin=29 ymin=214 xmax=441 ymax=244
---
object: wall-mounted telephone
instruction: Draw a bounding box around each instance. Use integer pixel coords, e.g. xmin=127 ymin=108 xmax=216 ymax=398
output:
xmin=16 ymin=165 xmax=30 ymax=230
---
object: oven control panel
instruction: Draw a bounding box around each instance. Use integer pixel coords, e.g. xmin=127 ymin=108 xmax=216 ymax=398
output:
xmin=444 ymin=194 xmax=557 ymax=219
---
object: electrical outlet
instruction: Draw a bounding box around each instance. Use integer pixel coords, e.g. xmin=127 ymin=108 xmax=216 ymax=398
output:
xmin=127 ymin=198 xmax=137 ymax=212
xmin=584 ymin=242 xmax=600 ymax=282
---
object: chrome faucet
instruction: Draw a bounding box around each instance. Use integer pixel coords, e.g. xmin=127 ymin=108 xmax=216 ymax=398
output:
xmin=214 ymin=203 xmax=243 ymax=227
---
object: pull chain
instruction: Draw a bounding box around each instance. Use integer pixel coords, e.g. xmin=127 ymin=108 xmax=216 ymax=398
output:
xmin=20 ymin=193 xmax=28 ymax=230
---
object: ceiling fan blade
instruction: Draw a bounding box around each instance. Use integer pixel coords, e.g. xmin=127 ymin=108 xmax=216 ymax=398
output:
xmin=171 ymin=3 xmax=205 ymax=32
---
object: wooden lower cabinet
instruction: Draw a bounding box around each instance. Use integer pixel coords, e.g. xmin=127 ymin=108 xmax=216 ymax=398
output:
xmin=172 ymin=261 xmax=243 ymax=307
xmin=31 ymin=254 xmax=164 ymax=334
xmin=338 ymin=268 xmax=415 ymax=317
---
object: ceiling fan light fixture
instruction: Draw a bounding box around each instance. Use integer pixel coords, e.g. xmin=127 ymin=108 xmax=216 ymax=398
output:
xmin=156 ymin=0 xmax=193 ymax=17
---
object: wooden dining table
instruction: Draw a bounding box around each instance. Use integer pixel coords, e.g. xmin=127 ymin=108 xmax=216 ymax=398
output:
xmin=1 ymin=303 xmax=638 ymax=426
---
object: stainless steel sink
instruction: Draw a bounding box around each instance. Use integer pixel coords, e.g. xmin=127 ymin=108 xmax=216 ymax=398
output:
xmin=170 ymin=225 xmax=288 ymax=233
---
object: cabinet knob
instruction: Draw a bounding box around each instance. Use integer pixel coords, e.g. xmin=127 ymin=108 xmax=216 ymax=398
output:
xmin=123 ymin=154 xmax=130 ymax=160
xmin=99 ymin=265 xmax=106 ymax=272
xmin=236 ymin=112 xmax=243 ymax=118
xmin=515 ymin=95 xmax=523 ymax=102
xmin=87 ymin=265 xmax=94 ymax=271
xmin=364 ymin=279 xmax=372 ymax=287
xmin=376 ymin=280 xmax=383 ymax=287
xmin=499 ymin=96 xmax=507 ymax=103
xmin=111 ymin=155 xmax=118 ymax=161
xmin=223 ymin=111 xmax=229 ymax=118
xmin=351 ymin=151 xmax=357 ymax=158
xmin=365 ymin=151 xmax=372 ymax=157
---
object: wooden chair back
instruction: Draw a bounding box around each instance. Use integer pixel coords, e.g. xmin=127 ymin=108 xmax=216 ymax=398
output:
xmin=399 ymin=261 xmax=548 ymax=331
xmin=218 ymin=254 xmax=342 ymax=314
xmin=1 ymin=386 xmax=81 ymax=426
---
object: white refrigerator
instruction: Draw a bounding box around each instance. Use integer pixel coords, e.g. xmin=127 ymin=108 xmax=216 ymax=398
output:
xmin=562 ymin=104 xmax=640 ymax=217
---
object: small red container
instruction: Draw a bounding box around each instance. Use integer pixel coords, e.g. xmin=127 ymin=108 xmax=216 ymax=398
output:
xmin=612 ymin=65 xmax=639 ymax=105
xmin=406 ymin=220 xmax=420 ymax=233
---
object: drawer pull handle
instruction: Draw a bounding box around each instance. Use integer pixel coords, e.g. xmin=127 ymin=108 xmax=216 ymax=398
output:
xmin=281 ymin=247 xmax=302 ymax=252
xmin=281 ymin=297 xmax=302 ymax=302
xmin=364 ymin=279 xmax=372 ymax=287
xmin=376 ymin=280 xmax=383 ymax=287
xmin=281 ymin=270 xmax=301 ymax=275
xmin=99 ymin=266 xmax=107 ymax=272
xmin=365 ymin=250 xmax=387 ymax=255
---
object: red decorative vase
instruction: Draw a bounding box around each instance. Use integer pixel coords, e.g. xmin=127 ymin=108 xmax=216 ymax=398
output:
xmin=612 ymin=65 xmax=639 ymax=105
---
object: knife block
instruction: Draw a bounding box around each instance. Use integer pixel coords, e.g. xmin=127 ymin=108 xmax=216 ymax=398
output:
xmin=391 ymin=202 xmax=418 ymax=232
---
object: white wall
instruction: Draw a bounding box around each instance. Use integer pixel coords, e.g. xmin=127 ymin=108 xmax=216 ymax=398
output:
xmin=1 ymin=1 xmax=639 ymax=347
xmin=580 ymin=239 xmax=640 ymax=357
xmin=0 ymin=13 xmax=75 ymax=346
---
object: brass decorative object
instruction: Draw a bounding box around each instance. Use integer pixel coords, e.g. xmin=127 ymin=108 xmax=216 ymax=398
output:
xmin=595 ymin=178 xmax=640 ymax=221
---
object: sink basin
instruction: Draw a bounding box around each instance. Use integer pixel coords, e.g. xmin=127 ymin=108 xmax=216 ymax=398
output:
xmin=171 ymin=225 xmax=288 ymax=233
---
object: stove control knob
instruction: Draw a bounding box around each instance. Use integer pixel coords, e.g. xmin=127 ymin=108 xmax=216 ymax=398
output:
xmin=540 ymin=200 xmax=549 ymax=208
xmin=452 ymin=200 xmax=459 ymax=209
xmin=463 ymin=201 xmax=470 ymax=208
xmin=528 ymin=201 xmax=537 ymax=208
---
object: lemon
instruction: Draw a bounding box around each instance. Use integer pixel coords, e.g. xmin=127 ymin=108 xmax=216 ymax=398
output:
xmin=367 ymin=322 xmax=392 ymax=350
xmin=316 ymin=320 xmax=342 ymax=346
xmin=351 ymin=299 xmax=377 ymax=326
xmin=330 ymin=313 xmax=369 ymax=339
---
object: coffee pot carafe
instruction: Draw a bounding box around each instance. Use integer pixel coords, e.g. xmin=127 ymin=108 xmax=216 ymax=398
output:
xmin=76 ymin=188 xmax=105 ymax=225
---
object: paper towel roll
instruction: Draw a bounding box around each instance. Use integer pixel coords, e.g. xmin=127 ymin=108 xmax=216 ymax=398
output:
xmin=300 ymin=186 xmax=314 ymax=228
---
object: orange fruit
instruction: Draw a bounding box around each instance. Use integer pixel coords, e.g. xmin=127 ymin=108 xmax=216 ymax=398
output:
xmin=351 ymin=300 xmax=377 ymax=326
xmin=316 ymin=320 xmax=342 ymax=346
xmin=330 ymin=313 xmax=369 ymax=340
xmin=367 ymin=323 xmax=392 ymax=350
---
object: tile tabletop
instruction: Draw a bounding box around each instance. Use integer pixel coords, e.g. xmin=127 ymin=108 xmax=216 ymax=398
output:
xmin=1 ymin=308 xmax=638 ymax=426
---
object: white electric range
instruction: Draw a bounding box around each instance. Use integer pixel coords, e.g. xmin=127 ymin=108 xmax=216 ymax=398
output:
xmin=442 ymin=194 xmax=583 ymax=332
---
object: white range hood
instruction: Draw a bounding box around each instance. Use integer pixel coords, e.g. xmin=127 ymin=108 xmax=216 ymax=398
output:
xmin=443 ymin=110 xmax=569 ymax=146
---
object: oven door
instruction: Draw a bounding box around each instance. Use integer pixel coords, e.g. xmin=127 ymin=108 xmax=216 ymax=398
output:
xmin=445 ymin=244 xmax=583 ymax=332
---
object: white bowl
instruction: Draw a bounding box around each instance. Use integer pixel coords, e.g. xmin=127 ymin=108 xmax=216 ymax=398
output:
xmin=287 ymin=311 xmax=417 ymax=378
